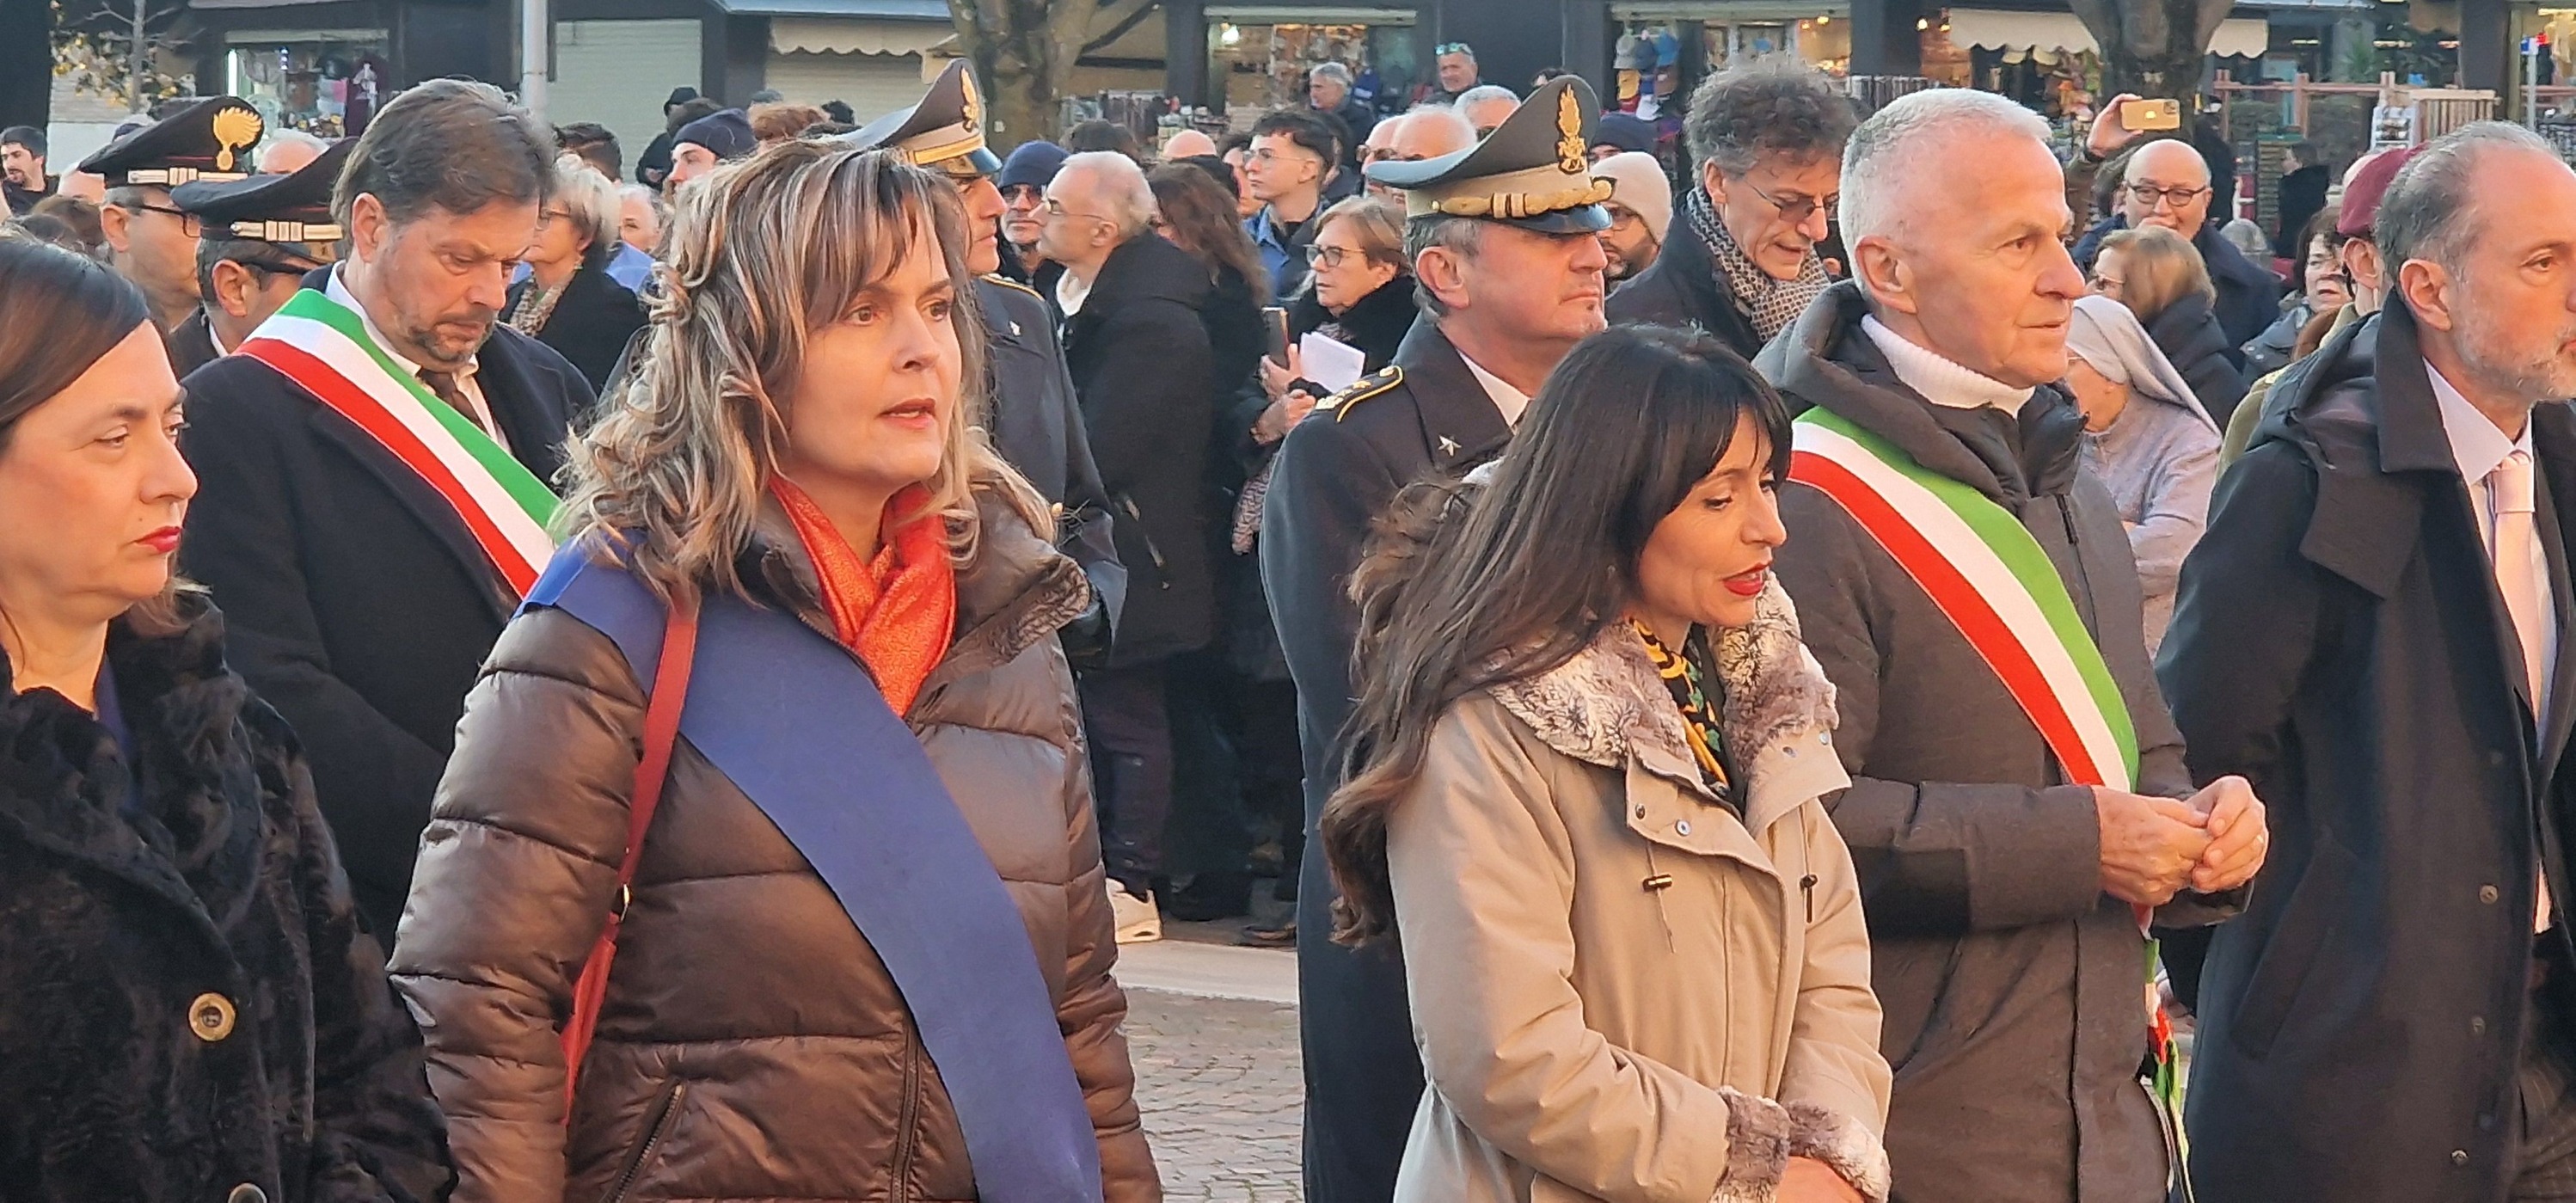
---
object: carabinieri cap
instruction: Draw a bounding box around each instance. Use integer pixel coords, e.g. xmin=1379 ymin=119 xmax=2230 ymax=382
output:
xmin=170 ymin=138 xmax=353 ymax=249
xmin=1365 ymin=75 xmax=1613 ymax=235
xmin=843 ymin=59 xmax=1002 ymax=180
xmin=77 ymin=95 xmax=267 ymax=188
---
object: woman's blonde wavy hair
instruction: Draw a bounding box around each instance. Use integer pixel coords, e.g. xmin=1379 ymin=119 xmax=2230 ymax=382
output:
xmin=557 ymin=139 xmax=1045 ymax=605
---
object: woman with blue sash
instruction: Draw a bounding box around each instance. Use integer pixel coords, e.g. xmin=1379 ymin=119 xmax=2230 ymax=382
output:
xmin=389 ymin=143 xmax=1160 ymax=1202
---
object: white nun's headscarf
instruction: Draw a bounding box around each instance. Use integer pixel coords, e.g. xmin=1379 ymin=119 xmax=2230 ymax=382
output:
xmin=2066 ymin=294 xmax=2218 ymax=433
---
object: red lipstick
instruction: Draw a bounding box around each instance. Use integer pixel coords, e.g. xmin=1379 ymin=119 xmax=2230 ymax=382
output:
xmin=138 ymin=526 xmax=182 ymax=555
xmin=1724 ymin=562 xmax=1770 ymax=598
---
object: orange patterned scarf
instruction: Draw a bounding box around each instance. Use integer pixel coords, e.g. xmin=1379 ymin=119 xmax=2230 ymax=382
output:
xmin=770 ymin=476 xmax=957 ymax=715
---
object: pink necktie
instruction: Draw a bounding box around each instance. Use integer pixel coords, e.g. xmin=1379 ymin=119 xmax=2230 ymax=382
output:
xmin=2494 ymin=450 xmax=2554 ymax=931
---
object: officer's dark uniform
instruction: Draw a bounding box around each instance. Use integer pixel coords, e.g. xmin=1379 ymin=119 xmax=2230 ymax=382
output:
xmin=164 ymin=138 xmax=350 ymax=377
xmin=843 ymin=62 xmax=1127 ymax=646
xmin=1258 ymin=76 xmax=1616 ymax=1203
xmin=75 ymin=96 xmax=265 ymax=331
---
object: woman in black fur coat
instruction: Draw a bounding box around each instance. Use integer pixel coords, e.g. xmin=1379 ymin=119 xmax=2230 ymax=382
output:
xmin=0 ymin=238 xmax=450 ymax=1202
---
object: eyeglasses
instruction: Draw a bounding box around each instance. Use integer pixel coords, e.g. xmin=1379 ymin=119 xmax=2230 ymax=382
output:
xmin=1040 ymin=196 xmax=1112 ymax=225
xmin=1740 ymin=179 xmax=1837 ymax=225
xmin=2125 ymin=183 xmax=2211 ymax=210
xmin=1436 ymin=42 xmax=1474 ymax=56
xmin=120 ymin=199 xmax=199 ymax=234
xmin=1304 ymin=244 xmax=1378 ymax=268
xmin=1000 ymin=183 xmax=1044 ymax=206
xmin=2089 ymin=273 xmax=2126 ymax=297
xmin=1604 ymin=204 xmax=1643 ymax=230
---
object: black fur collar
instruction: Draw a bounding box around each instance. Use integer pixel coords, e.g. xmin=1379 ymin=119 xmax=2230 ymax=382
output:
xmin=0 ymin=594 xmax=268 ymax=935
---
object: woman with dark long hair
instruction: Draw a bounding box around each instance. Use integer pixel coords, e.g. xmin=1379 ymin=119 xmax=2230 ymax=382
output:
xmin=1147 ymin=163 xmax=1267 ymax=394
xmin=0 ymin=233 xmax=449 ymax=1201
xmin=1322 ymin=326 xmax=1890 ymax=1202
xmin=389 ymin=144 xmax=1158 ymax=1200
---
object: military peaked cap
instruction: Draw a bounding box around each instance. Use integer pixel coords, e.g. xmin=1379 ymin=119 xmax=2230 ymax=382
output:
xmin=77 ymin=95 xmax=266 ymax=187
xmin=842 ymin=59 xmax=1002 ymax=179
xmin=1365 ymin=76 xmax=1612 ymax=234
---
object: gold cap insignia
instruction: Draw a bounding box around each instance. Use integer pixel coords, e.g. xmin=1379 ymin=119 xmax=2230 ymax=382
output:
xmin=961 ymin=71 xmax=983 ymax=133
xmin=212 ymin=107 xmax=264 ymax=174
xmin=1555 ymin=87 xmax=1584 ymax=175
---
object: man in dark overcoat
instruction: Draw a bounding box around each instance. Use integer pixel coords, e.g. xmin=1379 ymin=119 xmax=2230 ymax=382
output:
xmin=2163 ymin=124 xmax=2576 ymax=1202
xmin=1260 ymin=75 xmax=1613 ymax=1203
xmin=179 ymin=81 xmax=587 ymax=937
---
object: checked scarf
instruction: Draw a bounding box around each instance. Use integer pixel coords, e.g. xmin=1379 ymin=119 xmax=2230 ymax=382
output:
xmin=1685 ymin=187 xmax=1829 ymax=344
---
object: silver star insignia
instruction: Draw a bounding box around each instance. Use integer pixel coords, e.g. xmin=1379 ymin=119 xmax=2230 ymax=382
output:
xmin=1438 ymin=435 xmax=1461 ymax=457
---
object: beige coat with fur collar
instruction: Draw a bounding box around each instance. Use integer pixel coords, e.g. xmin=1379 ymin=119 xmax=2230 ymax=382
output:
xmin=1385 ymin=583 xmax=1892 ymax=1203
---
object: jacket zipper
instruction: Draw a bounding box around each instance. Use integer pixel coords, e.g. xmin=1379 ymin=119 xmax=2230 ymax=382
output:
xmin=606 ymin=1080 xmax=687 ymax=1203
xmin=891 ymin=1031 xmax=924 ymax=1201
xmin=1116 ymin=494 xmax=1169 ymax=582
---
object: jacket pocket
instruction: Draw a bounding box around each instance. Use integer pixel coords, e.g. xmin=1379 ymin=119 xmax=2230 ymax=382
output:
xmin=2227 ymin=833 xmax=2358 ymax=1059
xmin=604 ymin=1080 xmax=689 ymax=1203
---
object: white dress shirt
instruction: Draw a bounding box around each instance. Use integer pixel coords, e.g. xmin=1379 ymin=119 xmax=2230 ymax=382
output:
xmin=326 ymin=267 xmax=508 ymax=452
xmin=1457 ymin=350 xmax=1530 ymax=427
xmin=2430 ymin=361 xmax=2557 ymax=930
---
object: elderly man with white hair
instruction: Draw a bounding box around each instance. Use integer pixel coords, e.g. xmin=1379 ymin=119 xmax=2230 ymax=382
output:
xmin=1038 ymin=150 xmax=1221 ymax=941
xmin=1759 ymin=88 xmax=2267 ymax=1203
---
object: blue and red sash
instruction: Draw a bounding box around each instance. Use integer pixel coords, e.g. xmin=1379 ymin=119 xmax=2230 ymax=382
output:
xmin=523 ymin=547 xmax=1104 ymax=1203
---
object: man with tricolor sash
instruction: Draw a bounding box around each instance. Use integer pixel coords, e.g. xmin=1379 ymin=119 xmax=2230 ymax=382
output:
xmin=178 ymin=80 xmax=591 ymax=937
xmin=1757 ymin=89 xmax=2267 ymax=1203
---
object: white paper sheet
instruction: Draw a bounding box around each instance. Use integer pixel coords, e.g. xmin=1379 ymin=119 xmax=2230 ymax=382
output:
xmin=1297 ymin=332 xmax=1368 ymax=395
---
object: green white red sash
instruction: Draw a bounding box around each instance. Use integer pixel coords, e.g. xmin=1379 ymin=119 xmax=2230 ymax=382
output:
xmin=1788 ymin=407 xmax=2140 ymax=792
xmin=237 ymin=287 xmax=559 ymax=597
xmin=1790 ymin=407 xmax=2182 ymax=1125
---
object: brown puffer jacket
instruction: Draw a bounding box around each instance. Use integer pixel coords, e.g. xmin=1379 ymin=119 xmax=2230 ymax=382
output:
xmin=388 ymin=489 xmax=1161 ymax=1203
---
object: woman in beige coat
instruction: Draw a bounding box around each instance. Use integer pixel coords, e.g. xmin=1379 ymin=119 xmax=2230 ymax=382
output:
xmin=1322 ymin=326 xmax=1892 ymax=1203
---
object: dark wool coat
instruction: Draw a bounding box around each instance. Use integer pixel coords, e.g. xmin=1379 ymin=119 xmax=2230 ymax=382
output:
xmin=168 ymin=308 xmax=223 ymax=379
xmin=1260 ymin=313 xmax=1512 ymax=1203
xmin=1602 ymin=212 xmax=1764 ymax=362
xmin=1224 ymin=273 xmax=1419 ymax=682
xmin=506 ymin=256 xmax=647 ymax=394
xmin=0 ymin=598 xmax=450 ymax=1203
xmin=2145 ymin=291 xmax=2252 ymax=431
xmin=1757 ymin=282 xmax=2236 ymax=1203
xmin=976 ymin=273 xmax=1127 ymax=647
xmin=2161 ymin=300 xmax=2576 ymax=1203
xmin=1062 ymin=233 xmax=1218 ymax=666
xmin=180 ymin=267 xmax=591 ymax=937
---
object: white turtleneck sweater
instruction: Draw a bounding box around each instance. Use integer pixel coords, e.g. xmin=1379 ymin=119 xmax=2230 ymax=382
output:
xmin=1861 ymin=315 xmax=2036 ymax=412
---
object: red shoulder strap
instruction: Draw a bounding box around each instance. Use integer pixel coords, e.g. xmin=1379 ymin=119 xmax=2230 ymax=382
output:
xmin=561 ymin=592 xmax=700 ymax=1121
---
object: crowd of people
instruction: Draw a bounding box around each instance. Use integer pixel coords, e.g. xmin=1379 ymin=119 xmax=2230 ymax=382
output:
xmin=6 ymin=35 xmax=2576 ymax=1203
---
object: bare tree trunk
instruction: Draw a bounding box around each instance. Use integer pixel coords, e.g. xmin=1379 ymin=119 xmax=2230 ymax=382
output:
xmin=126 ymin=0 xmax=146 ymax=113
xmin=948 ymin=0 xmax=1156 ymax=149
xmin=2067 ymin=0 xmax=2236 ymax=100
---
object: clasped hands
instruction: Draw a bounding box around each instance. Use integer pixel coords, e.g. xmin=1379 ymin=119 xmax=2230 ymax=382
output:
xmin=2095 ymin=776 xmax=2268 ymax=907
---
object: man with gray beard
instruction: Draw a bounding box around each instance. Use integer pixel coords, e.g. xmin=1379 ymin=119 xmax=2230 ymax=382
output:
xmin=2162 ymin=123 xmax=2576 ymax=1202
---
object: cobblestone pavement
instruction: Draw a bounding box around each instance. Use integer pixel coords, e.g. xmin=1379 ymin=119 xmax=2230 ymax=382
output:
xmin=1125 ymin=985 xmax=1304 ymax=1201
